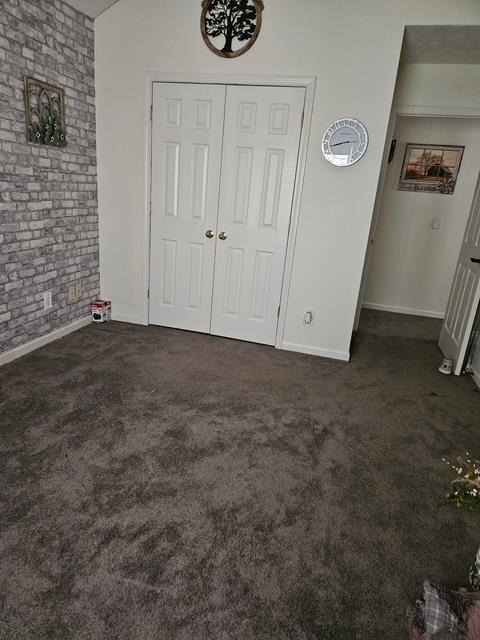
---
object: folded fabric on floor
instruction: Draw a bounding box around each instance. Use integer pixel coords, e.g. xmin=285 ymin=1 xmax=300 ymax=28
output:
xmin=468 ymin=600 xmax=480 ymax=640
xmin=424 ymin=581 xmax=465 ymax=636
xmin=408 ymin=581 xmax=480 ymax=639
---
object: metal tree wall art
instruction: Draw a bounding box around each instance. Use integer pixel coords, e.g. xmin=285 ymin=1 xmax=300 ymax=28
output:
xmin=24 ymin=77 xmax=66 ymax=147
xmin=201 ymin=0 xmax=264 ymax=58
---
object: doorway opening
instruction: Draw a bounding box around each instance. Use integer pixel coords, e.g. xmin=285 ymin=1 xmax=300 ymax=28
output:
xmin=364 ymin=115 xmax=480 ymax=320
xmin=354 ymin=25 xmax=480 ymax=379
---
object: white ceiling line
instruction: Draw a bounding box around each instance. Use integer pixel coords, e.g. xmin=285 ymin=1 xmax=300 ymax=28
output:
xmin=64 ymin=0 xmax=120 ymax=19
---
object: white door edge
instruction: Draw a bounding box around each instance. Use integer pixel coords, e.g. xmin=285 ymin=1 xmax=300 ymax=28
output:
xmin=439 ymin=171 xmax=480 ymax=375
xmin=143 ymin=73 xmax=317 ymax=350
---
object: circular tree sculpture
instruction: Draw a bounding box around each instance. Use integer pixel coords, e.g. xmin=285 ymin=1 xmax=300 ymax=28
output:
xmin=201 ymin=0 xmax=264 ymax=58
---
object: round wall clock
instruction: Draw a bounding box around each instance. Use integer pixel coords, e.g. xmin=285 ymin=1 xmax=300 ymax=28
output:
xmin=322 ymin=118 xmax=368 ymax=167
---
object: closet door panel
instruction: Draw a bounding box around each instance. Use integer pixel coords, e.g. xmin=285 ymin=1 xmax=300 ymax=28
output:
xmin=149 ymin=83 xmax=226 ymax=332
xmin=211 ymin=85 xmax=305 ymax=345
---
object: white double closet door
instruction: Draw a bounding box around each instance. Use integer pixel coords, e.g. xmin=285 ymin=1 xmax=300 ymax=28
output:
xmin=149 ymin=82 xmax=305 ymax=346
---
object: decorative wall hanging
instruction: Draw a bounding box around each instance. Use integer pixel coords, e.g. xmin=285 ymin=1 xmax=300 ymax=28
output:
xmin=322 ymin=118 xmax=369 ymax=167
xmin=398 ymin=144 xmax=464 ymax=195
xmin=24 ymin=77 xmax=66 ymax=147
xmin=201 ymin=0 xmax=264 ymax=59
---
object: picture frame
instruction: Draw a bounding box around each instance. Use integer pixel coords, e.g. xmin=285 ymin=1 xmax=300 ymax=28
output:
xmin=24 ymin=77 xmax=66 ymax=147
xmin=398 ymin=143 xmax=464 ymax=195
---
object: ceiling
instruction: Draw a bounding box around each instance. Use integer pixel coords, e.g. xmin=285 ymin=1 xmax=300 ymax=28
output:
xmin=67 ymin=0 xmax=119 ymax=18
xmin=401 ymin=25 xmax=480 ymax=64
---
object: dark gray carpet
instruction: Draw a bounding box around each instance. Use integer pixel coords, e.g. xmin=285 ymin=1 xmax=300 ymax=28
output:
xmin=1 ymin=309 xmax=479 ymax=639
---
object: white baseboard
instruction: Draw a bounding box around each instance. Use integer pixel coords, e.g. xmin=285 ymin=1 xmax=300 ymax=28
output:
xmin=282 ymin=341 xmax=350 ymax=362
xmin=111 ymin=313 xmax=147 ymax=325
xmin=362 ymin=302 xmax=445 ymax=319
xmin=0 ymin=316 xmax=92 ymax=367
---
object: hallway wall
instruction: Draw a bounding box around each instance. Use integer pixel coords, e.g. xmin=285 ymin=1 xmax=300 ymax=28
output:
xmin=363 ymin=116 xmax=480 ymax=318
xmin=394 ymin=63 xmax=480 ymax=111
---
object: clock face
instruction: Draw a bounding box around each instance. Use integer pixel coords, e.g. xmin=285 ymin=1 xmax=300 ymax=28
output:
xmin=322 ymin=118 xmax=368 ymax=167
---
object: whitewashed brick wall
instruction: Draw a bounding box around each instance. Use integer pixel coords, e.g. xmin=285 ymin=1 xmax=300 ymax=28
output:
xmin=0 ymin=0 xmax=99 ymax=352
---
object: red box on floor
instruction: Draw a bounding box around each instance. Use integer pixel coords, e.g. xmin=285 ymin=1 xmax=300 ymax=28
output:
xmin=90 ymin=300 xmax=112 ymax=323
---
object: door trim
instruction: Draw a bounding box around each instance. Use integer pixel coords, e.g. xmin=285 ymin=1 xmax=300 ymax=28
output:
xmin=143 ymin=72 xmax=316 ymax=349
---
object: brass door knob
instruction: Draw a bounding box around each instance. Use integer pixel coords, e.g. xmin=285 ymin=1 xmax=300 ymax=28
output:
xmin=218 ymin=232 xmax=227 ymax=240
xmin=205 ymin=229 xmax=214 ymax=239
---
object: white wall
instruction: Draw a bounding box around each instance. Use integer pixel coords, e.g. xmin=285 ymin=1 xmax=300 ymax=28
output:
xmin=394 ymin=63 xmax=480 ymax=111
xmin=363 ymin=116 xmax=480 ymax=317
xmin=95 ymin=0 xmax=480 ymax=360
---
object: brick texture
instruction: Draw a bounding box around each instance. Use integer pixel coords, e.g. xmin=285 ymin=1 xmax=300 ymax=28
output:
xmin=0 ymin=0 xmax=99 ymax=353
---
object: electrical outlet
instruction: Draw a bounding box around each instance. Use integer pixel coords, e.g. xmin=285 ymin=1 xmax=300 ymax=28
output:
xmin=43 ymin=291 xmax=53 ymax=311
xmin=68 ymin=283 xmax=82 ymax=302
xmin=303 ymin=310 xmax=314 ymax=325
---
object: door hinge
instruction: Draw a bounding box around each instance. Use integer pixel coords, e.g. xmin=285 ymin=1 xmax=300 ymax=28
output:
xmin=149 ymin=202 xmax=152 ymax=217
xmin=277 ymin=305 xmax=281 ymax=318
xmin=147 ymin=288 xmax=150 ymax=299
xmin=150 ymin=103 xmax=153 ymax=121
xmin=301 ymin=111 xmax=304 ymax=128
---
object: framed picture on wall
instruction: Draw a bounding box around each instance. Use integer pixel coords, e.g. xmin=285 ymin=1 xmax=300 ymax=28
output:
xmin=398 ymin=143 xmax=464 ymax=195
xmin=24 ymin=77 xmax=66 ymax=147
